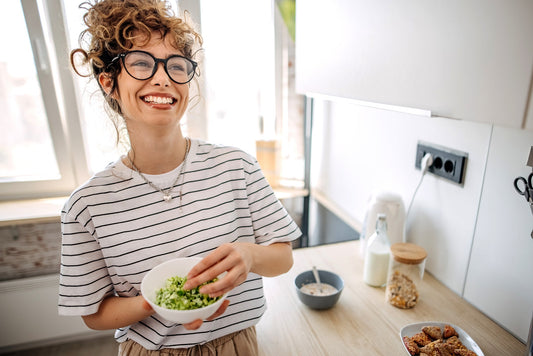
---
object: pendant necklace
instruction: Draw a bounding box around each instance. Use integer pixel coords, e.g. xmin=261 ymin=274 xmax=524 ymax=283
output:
xmin=128 ymin=137 xmax=190 ymax=203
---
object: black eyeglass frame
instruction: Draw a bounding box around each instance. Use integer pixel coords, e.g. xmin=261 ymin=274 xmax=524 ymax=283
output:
xmin=109 ymin=50 xmax=198 ymax=84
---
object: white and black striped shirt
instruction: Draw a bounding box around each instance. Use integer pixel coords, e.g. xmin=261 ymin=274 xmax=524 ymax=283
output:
xmin=58 ymin=139 xmax=301 ymax=350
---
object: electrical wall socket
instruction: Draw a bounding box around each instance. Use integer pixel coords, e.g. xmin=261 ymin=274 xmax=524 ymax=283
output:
xmin=415 ymin=141 xmax=468 ymax=184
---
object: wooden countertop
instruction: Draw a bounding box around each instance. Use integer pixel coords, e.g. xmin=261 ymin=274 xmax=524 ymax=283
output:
xmin=256 ymin=240 xmax=525 ymax=356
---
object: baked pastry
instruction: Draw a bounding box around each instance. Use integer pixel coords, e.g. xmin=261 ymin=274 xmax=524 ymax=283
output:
xmin=419 ymin=339 xmax=440 ymax=354
xmin=444 ymin=335 xmax=466 ymax=351
xmin=412 ymin=332 xmax=432 ymax=346
xmin=405 ymin=324 xmax=477 ymax=356
xmin=422 ymin=326 xmax=442 ymax=339
xmin=443 ymin=324 xmax=459 ymax=338
xmin=403 ymin=336 xmax=419 ymax=355
xmin=419 ymin=340 xmax=454 ymax=356
xmin=386 ymin=270 xmax=419 ymax=308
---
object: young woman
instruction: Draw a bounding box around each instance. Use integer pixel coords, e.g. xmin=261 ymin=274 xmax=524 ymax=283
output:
xmin=58 ymin=1 xmax=301 ymax=354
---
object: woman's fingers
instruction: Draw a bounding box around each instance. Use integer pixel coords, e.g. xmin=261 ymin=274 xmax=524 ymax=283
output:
xmin=141 ymin=298 xmax=153 ymax=312
xmin=181 ymin=300 xmax=230 ymax=330
xmin=207 ymin=299 xmax=230 ymax=321
xmin=183 ymin=319 xmax=203 ymax=330
xmin=184 ymin=266 xmax=226 ymax=292
xmin=199 ymin=269 xmax=247 ymax=297
xmin=184 ymin=246 xmax=232 ymax=289
xmin=184 ymin=244 xmax=249 ymax=292
xmin=186 ymin=249 xmax=226 ymax=280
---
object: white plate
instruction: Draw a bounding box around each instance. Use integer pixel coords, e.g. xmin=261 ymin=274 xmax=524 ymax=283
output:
xmin=400 ymin=321 xmax=484 ymax=356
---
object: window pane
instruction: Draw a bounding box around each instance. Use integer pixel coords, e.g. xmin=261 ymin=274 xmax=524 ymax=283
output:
xmin=0 ymin=1 xmax=59 ymax=182
xmin=201 ymin=0 xmax=276 ymax=155
xmin=62 ymin=1 xmax=122 ymax=174
xmin=201 ymin=0 xmax=304 ymax=188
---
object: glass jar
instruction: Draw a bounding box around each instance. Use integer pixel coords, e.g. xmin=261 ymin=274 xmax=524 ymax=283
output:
xmin=385 ymin=242 xmax=427 ymax=309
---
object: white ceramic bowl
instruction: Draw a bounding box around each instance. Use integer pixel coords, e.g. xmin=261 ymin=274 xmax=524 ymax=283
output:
xmin=141 ymin=257 xmax=228 ymax=324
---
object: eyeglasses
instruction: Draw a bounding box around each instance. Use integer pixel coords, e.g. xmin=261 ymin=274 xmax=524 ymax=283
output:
xmin=110 ymin=50 xmax=197 ymax=84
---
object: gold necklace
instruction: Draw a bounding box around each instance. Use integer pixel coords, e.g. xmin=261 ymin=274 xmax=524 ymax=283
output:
xmin=128 ymin=137 xmax=190 ymax=203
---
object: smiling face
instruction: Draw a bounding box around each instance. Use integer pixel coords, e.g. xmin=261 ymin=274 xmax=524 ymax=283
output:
xmin=99 ymin=32 xmax=190 ymax=130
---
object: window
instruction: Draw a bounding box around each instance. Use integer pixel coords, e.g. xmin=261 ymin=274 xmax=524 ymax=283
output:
xmin=0 ymin=0 xmax=84 ymax=200
xmin=0 ymin=0 xmax=303 ymax=202
xmin=200 ymin=0 xmax=304 ymax=188
xmin=0 ymin=1 xmax=58 ymax=181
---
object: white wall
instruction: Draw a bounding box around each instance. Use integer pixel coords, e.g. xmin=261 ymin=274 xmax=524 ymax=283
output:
xmin=309 ymin=97 xmax=533 ymax=341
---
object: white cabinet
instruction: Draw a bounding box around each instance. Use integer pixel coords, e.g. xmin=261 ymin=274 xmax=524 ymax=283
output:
xmin=463 ymin=127 xmax=533 ymax=343
xmin=295 ymin=0 xmax=533 ymax=128
xmin=0 ymin=274 xmax=111 ymax=351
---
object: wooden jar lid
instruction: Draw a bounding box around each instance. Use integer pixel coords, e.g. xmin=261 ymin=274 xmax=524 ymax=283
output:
xmin=390 ymin=243 xmax=427 ymax=264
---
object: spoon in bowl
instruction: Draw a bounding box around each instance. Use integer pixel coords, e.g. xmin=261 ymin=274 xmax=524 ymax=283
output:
xmin=312 ymin=266 xmax=324 ymax=293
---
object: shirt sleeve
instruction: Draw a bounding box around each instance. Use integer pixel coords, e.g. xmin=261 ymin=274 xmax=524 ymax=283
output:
xmin=244 ymin=157 xmax=302 ymax=245
xmin=58 ymin=198 xmax=114 ymax=316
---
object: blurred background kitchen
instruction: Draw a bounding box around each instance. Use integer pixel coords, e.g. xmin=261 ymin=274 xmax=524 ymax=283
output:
xmin=0 ymin=0 xmax=532 ymax=354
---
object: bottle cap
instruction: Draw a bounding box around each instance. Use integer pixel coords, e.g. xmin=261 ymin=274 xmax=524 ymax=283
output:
xmin=390 ymin=243 xmax=427 ymax=264
xmin=376 ymin=213 xmax=387 ymax=231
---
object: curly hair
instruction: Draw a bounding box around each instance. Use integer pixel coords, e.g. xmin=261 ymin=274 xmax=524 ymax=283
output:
xmin=70 ymin=0 xmax=203 ymax=143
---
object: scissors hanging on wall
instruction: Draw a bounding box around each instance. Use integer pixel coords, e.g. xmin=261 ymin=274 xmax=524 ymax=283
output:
xmin=514 ymin=172 xmax=533 ymax=239
xmin=514 ymin=172 xmax=533 ymax=209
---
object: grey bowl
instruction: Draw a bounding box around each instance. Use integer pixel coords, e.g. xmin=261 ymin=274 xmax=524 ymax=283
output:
xmin=294 ymin=269 xmax=344 ymax=310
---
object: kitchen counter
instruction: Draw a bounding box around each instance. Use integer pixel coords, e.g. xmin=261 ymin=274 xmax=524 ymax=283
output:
xmin=256 ymin=240 xmax=525 ymax=355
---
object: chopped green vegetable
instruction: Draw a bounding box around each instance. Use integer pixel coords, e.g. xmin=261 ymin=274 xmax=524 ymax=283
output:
xmin=155 ymin=276 xmax=221 ymax=310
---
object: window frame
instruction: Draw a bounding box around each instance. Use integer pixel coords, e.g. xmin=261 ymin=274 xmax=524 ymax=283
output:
xmin=1 ymin=0 xmax=88 ymax=201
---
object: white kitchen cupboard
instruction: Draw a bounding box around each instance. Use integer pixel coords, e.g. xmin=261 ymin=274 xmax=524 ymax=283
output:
xmin=463 ymin=127 xmax=533 ymax=343
xmin=0 ymin=274 xmax=111 ymax=351
xmin=295 ymin=0 xmax=533 ymax=128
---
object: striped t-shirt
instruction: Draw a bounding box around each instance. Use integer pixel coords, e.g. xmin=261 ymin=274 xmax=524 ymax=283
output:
xmin=58 ymin=139 xmax=301 ymax=350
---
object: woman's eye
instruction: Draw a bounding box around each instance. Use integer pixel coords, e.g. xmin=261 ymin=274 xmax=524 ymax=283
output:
xmin=168 ymin=64 xmax=185 ymax=72
xmin=130 ymin=60 xmax=152 ymax=68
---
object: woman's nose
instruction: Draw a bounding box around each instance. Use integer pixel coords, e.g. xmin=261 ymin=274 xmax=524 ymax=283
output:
xmin=150 ymin=62 xmax=171 ymax=86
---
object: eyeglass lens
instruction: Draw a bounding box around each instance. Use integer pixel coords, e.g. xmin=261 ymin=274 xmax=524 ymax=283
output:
xmin=123 ymin=51 xmax=195 ymax=84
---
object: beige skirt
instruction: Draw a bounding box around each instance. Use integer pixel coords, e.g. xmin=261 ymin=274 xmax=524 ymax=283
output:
xmin=117 ymin=326 xmax=258 ymax=356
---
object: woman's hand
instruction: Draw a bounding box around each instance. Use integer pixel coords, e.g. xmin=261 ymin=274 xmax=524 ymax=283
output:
xmin=180 ymin=242 xmax=292 ymax=329
xmin=182 ymin=299 xmax=230 ymax=330
xmin=184 ymin=243 xmax=253 ymax=298
xmin=184 ymin=242 xmax=293 ymax=298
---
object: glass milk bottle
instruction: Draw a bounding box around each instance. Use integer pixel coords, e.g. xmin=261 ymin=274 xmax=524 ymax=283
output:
xmin=363 ymin=214 xmax=391 ymax=287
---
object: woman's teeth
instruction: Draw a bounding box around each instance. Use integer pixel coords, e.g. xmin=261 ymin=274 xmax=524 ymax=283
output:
xmin=143 ymin=96 xmax=173 ymax=104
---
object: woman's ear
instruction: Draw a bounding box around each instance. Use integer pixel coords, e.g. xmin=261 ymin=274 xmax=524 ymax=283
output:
xmin=98 ymin=72 xmax=114 ymax=96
